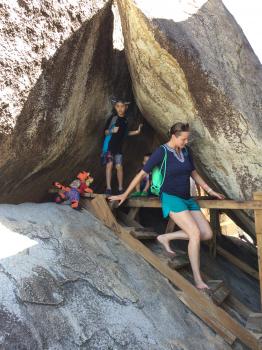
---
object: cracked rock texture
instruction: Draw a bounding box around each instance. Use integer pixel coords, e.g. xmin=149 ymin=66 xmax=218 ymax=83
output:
xmin=0 ymin=0 xmax=152 ymax=203
xmin=117 ymin=0 xmax=262 ymax=238
xmin=0 ymin=0 xmax=156 ymax=204
xmin=0 ymin=202 xmax=233 ymax=350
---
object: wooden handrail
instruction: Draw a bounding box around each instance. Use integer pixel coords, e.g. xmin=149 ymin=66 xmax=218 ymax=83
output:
xmin=124 ymin=197 xmax=262 ymax=210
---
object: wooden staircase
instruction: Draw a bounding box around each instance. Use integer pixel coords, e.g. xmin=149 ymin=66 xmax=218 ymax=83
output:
xmin=81 ymin=194 xmax=262 ymax=350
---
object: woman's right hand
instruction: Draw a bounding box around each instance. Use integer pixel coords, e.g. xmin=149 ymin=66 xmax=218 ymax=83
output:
xmin=108 ymin=193 xmax=128 ymax=206
xmin=211 ymin=190 xmax=225 ymax=200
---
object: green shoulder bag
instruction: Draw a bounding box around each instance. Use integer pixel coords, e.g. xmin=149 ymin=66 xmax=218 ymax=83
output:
xmin=150 ymin=146 xmax=167 ymax=196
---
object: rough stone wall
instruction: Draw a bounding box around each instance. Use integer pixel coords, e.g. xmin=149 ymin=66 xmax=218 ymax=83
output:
xmin=0 ymin=0 xmax=156 ymax=203
xmin=117 ymin=0 xmax=262 ymax=237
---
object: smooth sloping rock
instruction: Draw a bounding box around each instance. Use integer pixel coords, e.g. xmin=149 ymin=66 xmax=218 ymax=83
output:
xmin=117 ymin=0 xmax=262 ymax=238
xmin=0 ymin=202 xmax=233 ymax=349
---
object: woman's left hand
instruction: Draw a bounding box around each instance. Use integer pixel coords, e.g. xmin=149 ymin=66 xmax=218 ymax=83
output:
xmin=211 ymin=191 xmax=225 ymax=200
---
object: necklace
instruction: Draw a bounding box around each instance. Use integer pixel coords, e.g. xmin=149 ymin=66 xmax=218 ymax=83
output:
xmin=165 ymin=144 xmax=185 ymax=163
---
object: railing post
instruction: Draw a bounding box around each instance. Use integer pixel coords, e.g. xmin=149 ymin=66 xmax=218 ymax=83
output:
xmin=254 ymin=192 xmax=262 ymax=310
xmin=209 ymin=209 xmax=221 ymax=257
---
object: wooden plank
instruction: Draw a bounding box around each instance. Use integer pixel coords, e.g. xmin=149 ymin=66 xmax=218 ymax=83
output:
xmin=209 ymin=209 xmax=221 ymax=257
xmin=134 ymin=227 xmax=156 ymax=232
xmin=121 ymin=226 xmax=155 ymax=232
xmin=207 ymin=280 xmax=230 ymax=305
xmin=124 ymin=197 xmax=262 ymax=210
xmin=80 ymin=198 xmax=98 ymax=217
xmin=254 ymin=192 xmax=262 ymax=311
xmin=201 ymin=273 xmax=251 ymax=323
xmin=127 ymin=207 xmax=140 ymax=220
xmin=176 ymin=291 xmax=236 ymax=345
xmin=168 ymin=255 xmax=190 ymax=270
xmin=130 ymin=230 xmax=158 ymax=240
xmin=246 ymin=313 xmax=262 ymax=333
xmin=90 ymin=195 xmax=120 ymax=233
xmin=116 ymin=210 xmax=144 ymax=228
xmin=89 ymin=195 xmax=260 ymax=350
xmin=226 ymin=295 xmax=253 ymax=320
xmin=216 ymin=245 xmax=259 ymax=280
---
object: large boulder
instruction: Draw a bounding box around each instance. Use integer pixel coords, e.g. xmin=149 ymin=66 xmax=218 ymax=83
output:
xmin=0 ymin=203 xmax=233 ymax=349
xmin=117 ymin=0 xmax=262 ymax=238
xmin=0 ymin=0 xmax=149 ymax=203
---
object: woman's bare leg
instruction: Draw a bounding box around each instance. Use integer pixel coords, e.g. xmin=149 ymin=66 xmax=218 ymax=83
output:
xmin=158 ymin=210 xmax=208 ymax=289
xmin=106 ymin=161 xmax=113 ymax=190
xmin=158 ymin=210 xmax=213 ymax=251
xmin=190 ymin=210 xmax=213 ymax=241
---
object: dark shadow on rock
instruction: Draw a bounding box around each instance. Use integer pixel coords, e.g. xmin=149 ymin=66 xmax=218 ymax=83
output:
xmin=0 ymin=3 xmax=156 ymax=203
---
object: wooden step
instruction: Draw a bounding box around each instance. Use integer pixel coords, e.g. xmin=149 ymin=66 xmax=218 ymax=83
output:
xmin=134 ymin=227 xmax=156 ymax=232
xmin=130 ymin=229 xmax=158 ymax=240
xmin=207 ymin=280 xmax=231 ymax=305
xmin=168 ymin=254 xmax=190 ymax=270
xmin=122 ymin=226 xmax=155 ymax=232
xmin=246 ymin=313 xmax=262 ymax=334
xmin=88 ymin=195 xmax=261 ymax=350
xmin=117 ymin=210 xmax=143 ymax=228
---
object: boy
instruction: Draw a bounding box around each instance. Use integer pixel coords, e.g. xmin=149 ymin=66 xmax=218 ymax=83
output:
xmin=102 ymin=98 xmax=143 ymax=195
xmin=131 ymin=153 xmax=152 ymax=197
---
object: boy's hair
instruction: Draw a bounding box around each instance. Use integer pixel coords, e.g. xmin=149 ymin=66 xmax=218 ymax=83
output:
xmin=144 ymin=153 xmax=152 ymax=157
xmin=169 ymin=122 xmax=189 ymax=137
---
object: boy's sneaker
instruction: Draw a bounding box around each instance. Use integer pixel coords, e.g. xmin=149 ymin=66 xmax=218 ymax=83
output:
xmin=116 ymin=189 xmax=124 ymax=195
xmin=105 ymin=188 xmax=112 ymax=196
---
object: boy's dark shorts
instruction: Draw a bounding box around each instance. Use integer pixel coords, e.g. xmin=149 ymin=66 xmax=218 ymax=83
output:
xmin=106 ymin=151 xmax=123 ymax=165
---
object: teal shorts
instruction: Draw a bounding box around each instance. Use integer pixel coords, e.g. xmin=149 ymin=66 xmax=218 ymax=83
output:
xmin=161 ymin=192 xmax=200 ymax=218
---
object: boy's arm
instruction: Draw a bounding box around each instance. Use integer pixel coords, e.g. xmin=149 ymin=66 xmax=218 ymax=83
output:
xmin=111 ymin=126 xmax=120 ymax=133
xmin=105 ymin=126 xmax=119 ymax=135
xmin=128 ymin=123 xmax=143 ymax=136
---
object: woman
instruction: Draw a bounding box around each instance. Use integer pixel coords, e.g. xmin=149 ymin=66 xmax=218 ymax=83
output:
xmin=109 ymin=122 xmax=225 ymax=290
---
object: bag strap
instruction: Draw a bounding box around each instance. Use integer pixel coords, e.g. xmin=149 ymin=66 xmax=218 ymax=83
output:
xmin=109 ymin=116 xmax=118 ymax=131
xmin=159 ymin=145 xmax=167 ymax=188
xmin=183 ymin=146 xmax=189 ymax=156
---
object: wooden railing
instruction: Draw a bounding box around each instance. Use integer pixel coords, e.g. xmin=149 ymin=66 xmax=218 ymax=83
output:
xmin=123 ymin=192 xmax=262 ymax=310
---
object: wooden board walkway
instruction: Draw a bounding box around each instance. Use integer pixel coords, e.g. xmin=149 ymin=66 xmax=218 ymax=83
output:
xmin=81 ymin=195 xmax=262 ymax=350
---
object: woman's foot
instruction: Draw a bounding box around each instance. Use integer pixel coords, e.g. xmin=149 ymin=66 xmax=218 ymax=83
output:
xmin=157 ymin=235 xmax=176 ymax=256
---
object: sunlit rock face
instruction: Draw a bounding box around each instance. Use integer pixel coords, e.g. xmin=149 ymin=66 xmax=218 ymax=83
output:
xmin=117 ymin=0 xmax=262 ymax=238
xmin=0 ymin=0 xmax=109 ymax=133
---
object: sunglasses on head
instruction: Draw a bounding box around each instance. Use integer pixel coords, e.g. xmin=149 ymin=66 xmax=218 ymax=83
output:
xmin=169 ymin=122 xmax=190 ymax=135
